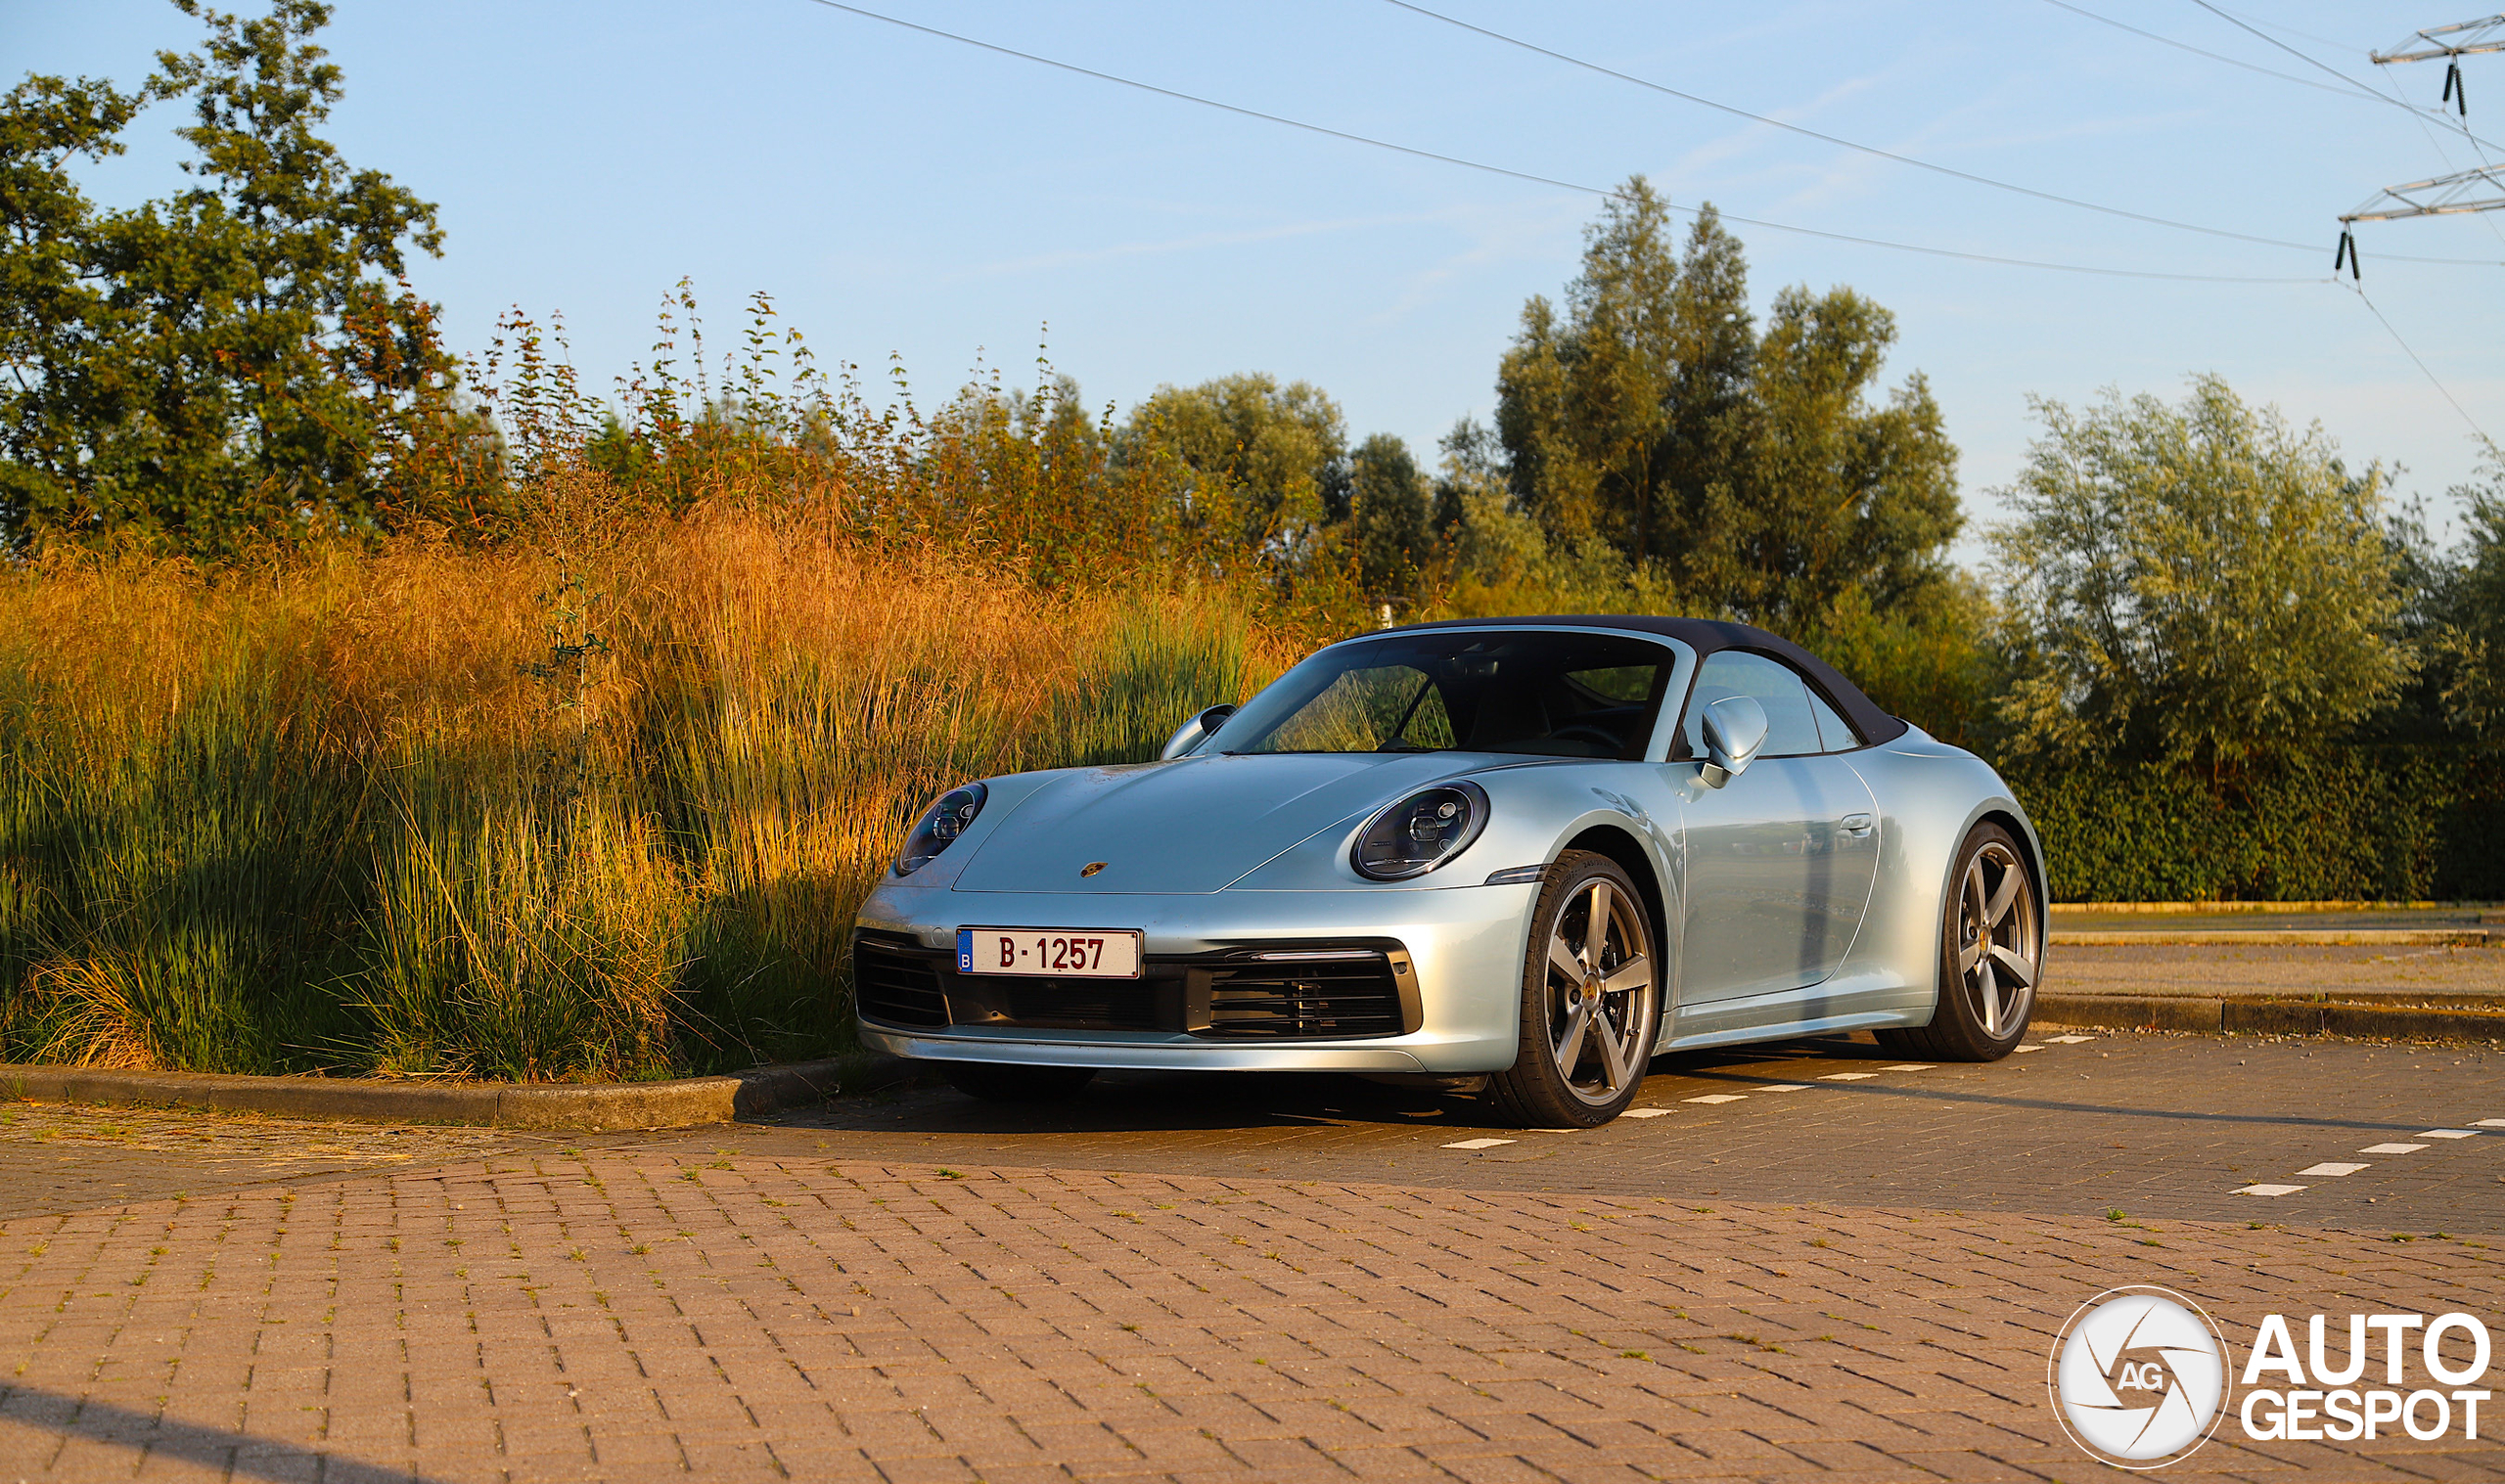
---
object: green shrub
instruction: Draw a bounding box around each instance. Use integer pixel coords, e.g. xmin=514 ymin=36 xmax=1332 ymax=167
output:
xmin=2010 ymin=748 xmax=2505 ymax=902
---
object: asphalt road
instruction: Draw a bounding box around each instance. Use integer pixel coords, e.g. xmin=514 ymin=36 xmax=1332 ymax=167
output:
xmin=7 ymin=1027 xmax=2499 ymax=1234
xmin=750 ymin=1027 xmax=2505 ymax=1233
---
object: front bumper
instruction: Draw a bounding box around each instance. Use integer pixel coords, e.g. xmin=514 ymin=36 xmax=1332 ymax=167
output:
xmin=852 ymin=883 xmax=1537 ymax=1074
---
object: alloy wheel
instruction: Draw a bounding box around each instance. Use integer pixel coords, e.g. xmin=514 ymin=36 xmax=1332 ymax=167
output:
xmin=1541 ymin=877 xmax=1658 ymax=1105
xmin=1955 ymin=840 xmax=2039 ymax=1038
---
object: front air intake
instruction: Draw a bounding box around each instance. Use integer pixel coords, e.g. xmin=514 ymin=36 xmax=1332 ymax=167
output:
xmin=1194 ymin=956 xmax=1405 ymax=1040
xmin=852 ymin=931 xmax=948 ymax=1027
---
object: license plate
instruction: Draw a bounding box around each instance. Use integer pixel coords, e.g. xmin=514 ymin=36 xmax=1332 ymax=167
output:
xmin=957 ymin=927 xmax=1144 ymax=979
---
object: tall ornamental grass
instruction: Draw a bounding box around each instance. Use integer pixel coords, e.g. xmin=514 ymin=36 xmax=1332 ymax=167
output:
xmin=0 ymin=510 xmax=1287 ymax=1079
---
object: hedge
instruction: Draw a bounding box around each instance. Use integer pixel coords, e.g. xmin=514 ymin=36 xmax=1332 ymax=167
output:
xmin=2008 ymin=746 xmax=2505 ymax=903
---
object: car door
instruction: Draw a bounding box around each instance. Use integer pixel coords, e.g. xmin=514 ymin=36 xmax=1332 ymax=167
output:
xmin=1670 ymin=651 xmax=1881 ymax=1012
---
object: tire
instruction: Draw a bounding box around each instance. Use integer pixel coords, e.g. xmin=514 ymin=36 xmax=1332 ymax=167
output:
xmin=1877 ymin=821 xmax=2041 ymax=1061
xmin=939 ymin=1061 xmax=1097 ymax=1102
xmin=1486 ymin=850 xmax=1662 ymax=1128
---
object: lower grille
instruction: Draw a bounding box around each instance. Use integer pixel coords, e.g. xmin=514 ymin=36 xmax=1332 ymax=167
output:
xmin=1195 ymin=958 xmax=1405 ymax=1040
xmin=1001 ymin=978 xmax=1159 ymax=1030
xmin=851 ymin=934 xmax=1412 ymax=1038
xmin=853 ymin=933 xmax=948 ymax=1027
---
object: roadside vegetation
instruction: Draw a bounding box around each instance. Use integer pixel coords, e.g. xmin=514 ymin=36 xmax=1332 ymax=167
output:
xmin=2 ymin=2 xmax=2499 ymax=1076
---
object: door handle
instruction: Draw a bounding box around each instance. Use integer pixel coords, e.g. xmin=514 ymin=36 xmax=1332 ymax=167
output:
xmin=1840 ymin=812 xmax=1875 ymax=837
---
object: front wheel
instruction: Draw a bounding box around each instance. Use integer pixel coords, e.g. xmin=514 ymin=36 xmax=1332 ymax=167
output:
xmin=1486 ymin=851 xmax=1662 ymax=1128
xmin=1878 ymin=821 xmax=2041 ymax=1061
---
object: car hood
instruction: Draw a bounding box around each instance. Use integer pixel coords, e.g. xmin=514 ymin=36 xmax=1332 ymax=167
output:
xmin=950 ymin=751 xmax=1478 ymax=894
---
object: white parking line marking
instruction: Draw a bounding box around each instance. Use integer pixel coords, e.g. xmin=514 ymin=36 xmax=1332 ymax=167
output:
xmin=2045 ymin=1035 xmax=2094 ymax=1045
xmin=2419 ymin=1130 xmax=2479 ymax=1139
xmin=1442 ymin=1138 xmax=1514 ymax=1150
xmin=2237 ymin=1184 xmax=2308 ymax=1196
xmin=1684 ymin=1094 xmax=1746 ymax=1104
xmin=1756 ymin=1084 xmax=1811 ymax=1092
xmin=2299 ymin=1162 xmax=2371 ymax=1177
xmin=2015 ymin=1045 xmax=2044 ymax=1054
xmin=1621 ymin=1108 xmax=1671 ymax=1119
xmin=1883 ymin=1063 xmax=1936 ymax=1071
xmin=2361 ymin=1143 xmax=2428 ymax=1154
xmin=2476 ymin=1119 xmax=2505 ymax=1129
xmin=1819 ymin=1072 xmax=1878 ymax=1081
xmin=1530 ymin=1128 xmax=1581 ymax=1134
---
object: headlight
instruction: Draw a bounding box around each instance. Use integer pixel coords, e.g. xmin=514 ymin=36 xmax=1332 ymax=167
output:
xmin=1350 ymin=782 xmax=1489 ymax=880
xmin=894 ymin=782 xmax=987 ymax=877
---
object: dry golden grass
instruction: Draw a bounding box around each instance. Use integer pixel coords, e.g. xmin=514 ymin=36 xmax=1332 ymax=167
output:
xmin=0 ymin=503 xmax=1296 ymax=1078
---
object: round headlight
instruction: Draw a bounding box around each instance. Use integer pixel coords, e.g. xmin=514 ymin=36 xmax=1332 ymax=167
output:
xmin=894 ymin=782 xmax=988 ymax=877
xmin=1351 ymin=782 xmax=1489 ymax=880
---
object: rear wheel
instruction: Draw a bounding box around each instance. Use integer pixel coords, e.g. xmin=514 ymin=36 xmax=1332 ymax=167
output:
xmin=939 ymin=1062 xmax=1097 ymax=1102
xmin=1877 ymin=822 xmax=2040 ymax=1061
xmin=1486 ymin=851 xmax=1661 ymax=1128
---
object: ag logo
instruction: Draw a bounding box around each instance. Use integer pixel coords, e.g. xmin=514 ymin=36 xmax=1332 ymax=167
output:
xmin=2049 ymin=1286 xmax=2231 ymax=1468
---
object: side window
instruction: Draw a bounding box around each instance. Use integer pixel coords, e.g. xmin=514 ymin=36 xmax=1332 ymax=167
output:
xmin=1805 ymin=687 xmax=1861 ymax=752
xmin=1683 ymin=652 xmax=1824 ymax=759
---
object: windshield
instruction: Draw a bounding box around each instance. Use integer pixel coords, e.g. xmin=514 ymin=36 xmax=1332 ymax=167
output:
xmin=1218 ymin=630 xmax=1676 ymax=760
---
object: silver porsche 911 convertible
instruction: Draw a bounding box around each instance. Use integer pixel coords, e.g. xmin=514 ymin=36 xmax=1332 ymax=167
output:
xmin=852 ymin=615 xmax=2047 ymax=1127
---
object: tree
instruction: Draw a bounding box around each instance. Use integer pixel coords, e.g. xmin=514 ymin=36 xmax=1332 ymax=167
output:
xmin=1347 ymin=432 xmax=1429 ymax=603
xmin=1731 ymin=287 xmax=1960 ymax=625
xmin=1 ymin=0 xmax=461 ymax=553
xmin=1114 ymin=373 xmax=1346 ymax=558
xmin=1493 ymin=177 xmax=1959 ymax=630
xmin=1495 ymin=179 xmax=1751 ymax=580
xmin=1989 ymin=376 xmax=2409 ymax=765
xmin=2432 ymin=455 xmax=2505 ymax=729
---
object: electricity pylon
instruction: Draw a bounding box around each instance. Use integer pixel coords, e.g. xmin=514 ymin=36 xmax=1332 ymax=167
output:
xmin=2334 ymin=14 xmax=2505 ymax=274
xmin=2372 ymin=14 xmax=2505 ymax=113
xmin=2337 ymin=166 xmax=2505 ymax=274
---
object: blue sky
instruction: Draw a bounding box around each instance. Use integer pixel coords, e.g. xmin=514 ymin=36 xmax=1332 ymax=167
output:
xmin=15 ymin=0 xmax=2503 ymax=558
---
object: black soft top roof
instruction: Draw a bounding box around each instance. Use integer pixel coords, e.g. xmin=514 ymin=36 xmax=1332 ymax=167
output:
xmin=1369 ymin=613 xmax=1909 ymax=747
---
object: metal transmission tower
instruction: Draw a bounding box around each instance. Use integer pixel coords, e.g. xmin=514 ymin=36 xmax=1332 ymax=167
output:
xmin=2335 ymin=14 xmax=2505 ymax=275
xmin=2372 ymin=14 xmax=2505 ymax=114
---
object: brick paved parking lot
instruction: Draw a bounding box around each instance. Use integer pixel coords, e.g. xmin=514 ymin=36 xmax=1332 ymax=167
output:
xmin=760 ymin=1029 xmax=2505 ymax=1234
xmin=2 ymin=1029 xmax=2501 ymax=1482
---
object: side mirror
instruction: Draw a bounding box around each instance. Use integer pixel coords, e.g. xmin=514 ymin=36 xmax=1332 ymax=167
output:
xmin=1160 ymin=703 xmax=1237 ymax=760
xmin=1700 ymin=696 xmax=1768 ymax=786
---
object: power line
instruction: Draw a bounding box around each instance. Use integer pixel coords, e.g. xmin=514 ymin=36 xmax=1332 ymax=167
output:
xmin=792 ymin=0 xmax=2330 ymax=284
xmin=2346 ymin=283 xmax=2497 ymax=447
xmin=2185 ymin=7 xmax=2497 ymax=444
xmin=2050 ymin=0 xmax=2505 ymax=155
xmin=1382 ymin=0 xmax=2316 ymax=253
xmin=2042 ymin=0 xmax=2414 ymax=102
xmin=2186 ymin=0 xmax=2413 ymax=100
xmin=2183 ymin=0 xmax=2502 ymax=154
xmin=2043 ymin=0 xmax=2505 ymax=264
xmin=2204 ymin=4 xmax=2360 ymax=54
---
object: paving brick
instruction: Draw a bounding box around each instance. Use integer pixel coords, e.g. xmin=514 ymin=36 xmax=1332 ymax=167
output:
xmin=5 ymin=1033 xmax=2505 ymax=1481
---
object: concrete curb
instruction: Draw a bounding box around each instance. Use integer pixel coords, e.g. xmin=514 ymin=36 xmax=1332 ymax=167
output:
xmin=2036 ymin=992 xmax=2505 ymax=1041
xmin=0 ymin=1056 xmax=920 ymax=1131
xmin=2052 ymin=928 xmax=2494 ymax=946
xmin=2049 ymin=900 xmax=2500 ymax=915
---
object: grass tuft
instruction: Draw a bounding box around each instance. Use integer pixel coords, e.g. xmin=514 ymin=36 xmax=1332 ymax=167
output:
xmin=0 ymin=512 xmax=1291 ymax=1077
